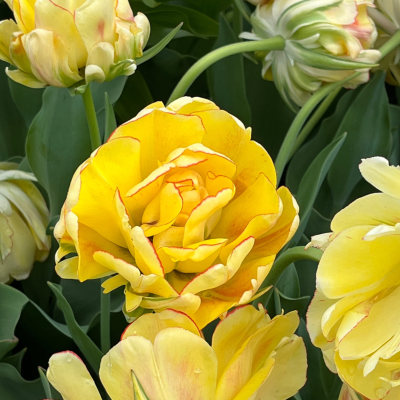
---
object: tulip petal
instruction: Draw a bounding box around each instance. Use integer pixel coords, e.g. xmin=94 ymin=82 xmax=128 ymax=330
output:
xmin=167 ymin=97 xmax=219 ymax=115
xmin=0 ymin=19 xmax=19 ymax=64
xmin=35 ymin=0 xmax=87 ymax=68
xmin=359 ymin=157 xmax=400 ymax=199
xmin=12 ymin=0 xmax=35 ymax=34
xmin=140 ymin=293 xmax=201 ymax=315
xmin=154 ymin=327 xmax=218 ymax=400
xmin=47 ymin=351 xmax=101 ymax=400
xmin=110 ymin=110 xmax=206 ymax=178
xmin=255 ymin=336 xmax=307 ymax=400
xmin=121 ymin=309 xmax=201 ymax=342
xmin=317 ymin=226 xmax=400 ymax=298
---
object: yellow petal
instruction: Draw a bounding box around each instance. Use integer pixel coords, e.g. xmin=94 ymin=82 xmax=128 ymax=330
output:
xmin=317 ymin=226 xmax=400 ymax=298
xmin=255 ymin=336 xmax=307 ymax=400
xmin=0 ymin=19 xmax=19 ymax=64
xmin=34 ymin=0 xmax=87 ymax=68
xmin=47 ymin=351 xmax=101 ymax=400
xmin=140 ymin=293 xmax=201 ymax=315
xmin=359 ymin=157 xmax=400 ymax=199
xmin=153 ymin=327 xmax=218 ymax=400
xmin=125 ymin=288 xmax=142 ymax=312
xmin=102 ymin=274 xmax=127 ymax=293
xmin=12 ymin=0 xmax=35 ymax=34
xmin=167 ymin=97 xmax=219 ymax=114
xmin=74 ymin=0 xmax=116 ymax=53
xmin=212 ymin=305 xmax=269 ymax=378
xmin=181 ymin=237 xmax=255 ymax=295
xmin=56 ymin=256 xmax=79 ymax=280
xmin=110 ymin=110 xmax=205 ymax=178
xmin=121 ymin=309 xmax=201 ymax=342
xmin=331 ymin=193 xmax=400 ymax=233
xmin=5 ymin=68 xmax=46 ymax=88
xmin=23 ymin=30 xmax=81 ymax=87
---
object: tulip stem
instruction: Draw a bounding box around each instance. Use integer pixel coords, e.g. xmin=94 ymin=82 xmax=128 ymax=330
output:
xmin=289 ymin=87 xmax=342 ymax=158
xmin=379 ymin=29 xmax=400 ymax=58
xmin=167 ymin=36 xmax=286 ymax=104
xmin=253 ymin=246 xmax=323 ymax=308
xmin=82 ymin=86 xmax=102 ymax=151
xmin=100 ymin=279 xmax=111 ymax=354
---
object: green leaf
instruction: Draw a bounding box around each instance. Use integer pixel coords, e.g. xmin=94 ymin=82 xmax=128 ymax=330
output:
xmin=1 ymin=348 xmax=26 ymax=373
xmin=276 ymin=263 xmax=300 ymax=298
xmin=0 ymin=284 xmax=29 ymax=360
xmin=207 ymin=14 xmax=251 ymax=126
xmin=137 ymin=23 xmax=183 ymax=65
xmin=327 ymin=72 xmax=392 ymax=210
xmin=290 ymin=133 xmax=347 ymax=245
xmin=276 ymin=289 xmax=310 ymax=319
xmin=0 ymin=363 xmax=44 ymax=400
xmin=8 ymin=79 xmax=44 ymax=127
xmin=0 ymin=61 xmax=27 ymax=160
xmin=47 ymin=282 xmax=103 ymax=373
xmin=38 ymin=367 xmax=52 ymax=399
xmin=104 ymin=93 xmax=117 ymax=142
xmin=389 ymin=104 xmax=400 ymax=165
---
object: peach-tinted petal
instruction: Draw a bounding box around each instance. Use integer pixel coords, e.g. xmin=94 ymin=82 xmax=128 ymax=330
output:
xmin=167 ymin=97 xmax=219 ymax=115
xmin=122 ymin=309 xmax=201 ymax=342
xmin=140 ymin=293 xmax=201 ymax=315
xmin=47 ymin=351 xmax=101 ymax=400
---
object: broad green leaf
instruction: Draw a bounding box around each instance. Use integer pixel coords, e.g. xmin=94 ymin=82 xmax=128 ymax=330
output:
xmin=207 ymin=14 xmax=251 ymax=126
xmin=38 ymin=367 xmax=52 ymax=399
xmin=389 ymin=104 xmax=400 ymax=165
xmin=291 ymin=133 xmax=347 ymax=245
xmin=0 ymin=363 xmax=44 ymax=400
xmin=328 ymin=72 xmax=392 ymax=209
xmin=276 ymin=289 xmax=310 ymax=319
xmin=1 ymin=348 xmax=26 ymax=373
xmin=137 ymin=23 xmax=183 ymax=65
xmin=0 ymin=284 xmax=29 ymax=359
xmin=48 ymin=282 xmax=103 ymax=372
xmin=276 ymin=263 xmax=300 ymax=298
xmin=0 ymin=61 xmax=27 ymax=161
xmin=104 ymin=93 xmax=117 ymax=142
xmin=26 ymin=79 xmax=126 ymax=219
xmin=9 ymin=79 xmax=44 ymax=127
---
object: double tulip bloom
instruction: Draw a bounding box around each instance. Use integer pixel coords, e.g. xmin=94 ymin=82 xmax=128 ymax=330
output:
xmin=0 ymin=162 xmax=50 ymax=283
xmin=0 ymin=0 xmax=150 ymax=89
xmin=242 ymin=0 xmax=380 ymax=109
xmin=47 ymin=305 xmax=307 ymax=400
xmin=54 ymin=97 xmax=299 ymax=328
xmin=369 ymin=0 xmax=400 ymax=85
xmin=307 ymin=157 xmax=400 ymax=400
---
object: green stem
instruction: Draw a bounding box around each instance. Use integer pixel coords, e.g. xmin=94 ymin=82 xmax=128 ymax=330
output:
xmin=100 ymin=278 xmax=111 ymax=354
xmin=289 ymin=87 xmax=341 ymax=158
xmin=253 ymin=246 xmax=322 ymax=307
xmin=81 ymin=85 xmax=101 ymax=151
xmin=167 ymin=36 xmax=285 ymax=104
xmin=233 ymin=0 xmax=252 ymax=24
xmin=379 ymin=29 xmax=400 ymax=58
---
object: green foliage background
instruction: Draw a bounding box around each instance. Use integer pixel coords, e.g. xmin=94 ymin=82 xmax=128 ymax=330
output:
xmin=0 ymin=0 xmax=399 ymax=399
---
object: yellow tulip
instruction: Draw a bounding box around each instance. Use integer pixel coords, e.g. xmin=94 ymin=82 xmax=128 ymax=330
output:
xmin=0 ymin=0 xmax=150 ymax=89
xmin=54 ymin=97 xmax=299 ymax=328
xmin=307 ymin=157 xmax=400 ymax=400
xmin=242 ymin=0 xmax=380 ymax=110
xmin=47 ymin=306 xmax=307 ymax=400
xmin=0 ymin=162 xmax=50 ymax=283
xmin=369 ymin=0 xmax=400 ymax=85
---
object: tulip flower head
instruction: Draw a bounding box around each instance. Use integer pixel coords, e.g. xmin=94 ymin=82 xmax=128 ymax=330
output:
xmin=0 ymin=0 xmax=150 ymax=90
xmin=0 ymin=162 xmax=50 ymax=283
xmin=369 ymin=0 xmax=400 ymax=85
xmin=242 ymin=0 xmax=380 ymax=110
xmin=54 ymin=97 xmax=299 ymax=328
xmin=47 ymin=306 xmax=307 ymax=400
xmin=307 ymin=157 xmax=400 ymax=400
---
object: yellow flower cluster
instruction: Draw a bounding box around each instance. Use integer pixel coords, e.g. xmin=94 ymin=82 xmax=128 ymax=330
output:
xmin=308 ymin=157 xmax=400 ymax=400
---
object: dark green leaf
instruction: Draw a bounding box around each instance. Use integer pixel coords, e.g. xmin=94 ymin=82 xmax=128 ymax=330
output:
xmin=276 ymin=289 xmax=310 ymax=319
xmin=276 ymin=263 xmax=300 ymax=298
xmin=328 ymin=72 xmax=392 ymax=209
xmin=207 ymin=14 xmax=251 ymax=126
xmin=1 ymin=348 xmax=26 ymax=373
xmin=0 ymin=363 xmax=44 ymax=400
xmin=137 ymin=23 xmax=183 ymax=65
xmin=0 ymin=61 xmax=27 ymax=161
xmin=47 ymin=282 xmax=103 ymax=372
xmin=0 ymin=284 xmax=29 ymax=359
xmin=38 ymin=367 xmax=52 ymax=399
xmin=291 ymin=133 xmax=347 ymax=245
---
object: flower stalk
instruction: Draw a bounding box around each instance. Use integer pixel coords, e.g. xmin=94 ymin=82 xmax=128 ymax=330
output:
xmin=167 ymin=36 xmax=285 ymax=104
xmin=81 ymin=86 xmax=102 ymax=151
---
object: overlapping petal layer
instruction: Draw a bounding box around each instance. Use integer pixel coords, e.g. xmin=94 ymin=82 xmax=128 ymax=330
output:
xmin=47 ymin=306 xmax=307 ymax=400
xmin=0 ymin=0 xmax=150 ymax=88
xmin=55 ymin=97 xmax=299 ymax=328
xmin=307 ymin=157 xmax=400 ymax=400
